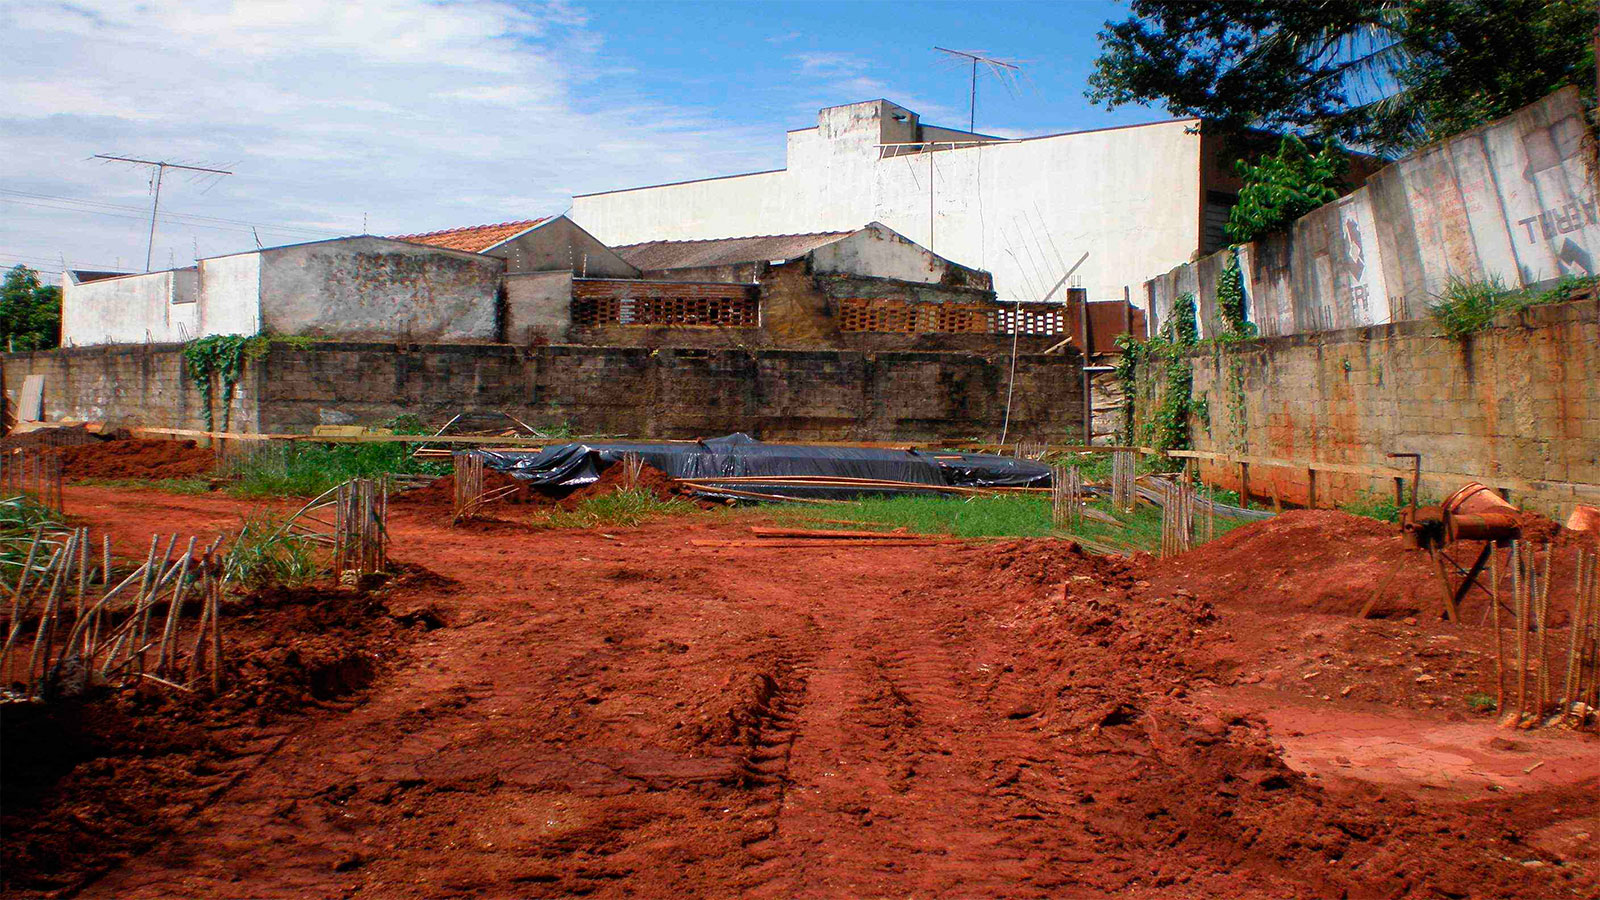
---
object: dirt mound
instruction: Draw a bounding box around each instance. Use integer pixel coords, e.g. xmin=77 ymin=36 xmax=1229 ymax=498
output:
xmin=54 ymin=437 xmax=215 ymax=482
xmin=0 ymin=580 xmax=420 ymax=896
xmin=971 ymin=537 xmax=1142 ymax=593
xmin=562 ymin=462 xmax=682 ymax=506
xmin=1140 ymin=509 xmax=1596 ymax=621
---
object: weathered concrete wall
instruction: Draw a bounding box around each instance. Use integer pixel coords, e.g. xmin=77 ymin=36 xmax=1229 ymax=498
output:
xmin=0 ymin=343 xmax=254 ymax=432
xmin=809 ymin=223 xmax=993 ymax=290
xmin=485 ymin=218 xmax=639 ymax=277
xmin=62 ymin=268 xmax=198 ymax=346
xmin=1182 ymin=298 xmax=1599 ymax=518
xmin=1147 ymin=88 xmax=1599 ymax=338
xmin=257 ymin=237 xmax=503 ymax=342
xmin=572 ymin=100 xmax=1204 ymax=301
xmin=2 ymin=342 xmax=1085 ymax=443
xmin=504 ymin=271 xmax=573 ymax=345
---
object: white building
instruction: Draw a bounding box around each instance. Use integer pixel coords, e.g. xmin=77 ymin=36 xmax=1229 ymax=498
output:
xmin=571 ymin=99 xmax=1246 ymax=303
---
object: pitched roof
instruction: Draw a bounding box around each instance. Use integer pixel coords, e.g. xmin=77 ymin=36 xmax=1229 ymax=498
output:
xmin=612 ymin=231 xmax=854 ymax=272
xmin=390 ymin=218 xmax=549 ymax=253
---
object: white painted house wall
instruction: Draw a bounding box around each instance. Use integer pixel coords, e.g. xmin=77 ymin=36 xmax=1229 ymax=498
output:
xmin=571 ymin=100 xmax=1204 ymax=301
xmin=198 ymin=251 xmax=263 ymax=338
xmin=61 ymin=268 xmax=199 ymax=347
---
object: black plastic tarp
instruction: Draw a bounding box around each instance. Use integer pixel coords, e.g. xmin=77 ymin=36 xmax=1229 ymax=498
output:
xmin=480 ymin=433 xmax=1050 ymax=499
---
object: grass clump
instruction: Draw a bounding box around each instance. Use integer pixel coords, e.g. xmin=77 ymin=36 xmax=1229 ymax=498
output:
xmin=1464 ymin=692 xmax=1497 ymax=712
xmin=77 ymin=476 xmax=214 ymax=495
xmin=1 ymin=496 xmax=69 ymax=592
xmin=544 ymin=488 xmax=697 ymax=529
xmin=1340 ymin=492 xmax=1403 ymax=523
xmin=1429 ymin=273 xmax=1597 ymax=339
xmin=223 ymin=513 xmax=321 ymax=590
xmin=226 ymin=440 xmax=443 ymax=499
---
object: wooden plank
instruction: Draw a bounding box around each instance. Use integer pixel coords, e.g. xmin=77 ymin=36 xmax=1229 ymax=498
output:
xmin=19 ymin=375 xmax=44 ymax=422
xmin=689 ymin=539 xmax=955 ymax=549
xmin=749 ymin=527 xmax=923 ymax=540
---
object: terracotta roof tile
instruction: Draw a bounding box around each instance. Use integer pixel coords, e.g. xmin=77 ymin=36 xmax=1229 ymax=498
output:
xmin=390 ymin=218 xmax=549 ymax=253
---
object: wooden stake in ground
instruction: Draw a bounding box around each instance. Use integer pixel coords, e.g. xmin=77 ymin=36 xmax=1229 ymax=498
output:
xmin=1491 ymin=549 xmax=1504 ymax=714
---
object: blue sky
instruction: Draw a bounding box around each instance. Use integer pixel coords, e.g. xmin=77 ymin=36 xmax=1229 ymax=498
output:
xmin=1 ymin=0 xmax=1162 ymax=279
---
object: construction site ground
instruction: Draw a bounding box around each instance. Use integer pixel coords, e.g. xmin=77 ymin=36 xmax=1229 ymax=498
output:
xmin=5 ymin=482 xmax=1599 ymax=899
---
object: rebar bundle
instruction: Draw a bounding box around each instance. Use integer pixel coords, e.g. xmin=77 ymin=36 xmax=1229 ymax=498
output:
xmin=621 ymin=452 xmax=645 ymax=490
xmin=1052 ymin=465 xmax=1082 ymax=530
xmin=334 ymin=477 xmax=387 ymax=575
xmin=1012 ymin=441 xmax=1048 ymax=461
xmin=1159 ymin=478 xmax=1196 ymax=559
xmin=1493 ymin=541 xmax=1599 ymax=730
xmin=1110 ymin=450 xmax=1135 ymax=513
xmin=1 ymin=448 xmax=64 ymax=512
xmin=2 ymin=530 xmax=227 ymax=698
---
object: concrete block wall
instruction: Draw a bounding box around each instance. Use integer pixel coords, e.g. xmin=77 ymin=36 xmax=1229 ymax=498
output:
xmin=4 ymin=342 xmax=1084 ymax=443
xmin=1185 ymin=298 xmax=1599 ymax=517
xmin=0 ymin=343 xmax=253 ymax=432
xmin=255 ymin=342 xmax=1083 ymax=441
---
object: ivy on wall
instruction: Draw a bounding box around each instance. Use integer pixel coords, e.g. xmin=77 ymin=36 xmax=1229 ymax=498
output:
xmin=182 ymin=334 xmax=271 ymax=433
xmin=1116 ymin=292 xmax=1198 ymax=464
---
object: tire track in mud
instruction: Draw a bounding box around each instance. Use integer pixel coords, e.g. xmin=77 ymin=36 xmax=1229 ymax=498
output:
xmin=744 ymin=594 xmax=1048 ymax=899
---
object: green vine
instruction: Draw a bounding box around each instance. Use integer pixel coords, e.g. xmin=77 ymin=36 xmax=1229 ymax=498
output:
xmin=1215 ymin=248 xmax=1256 ymax=336
xmin=1118 ymin=293 xmax=1198 ymax=465
xmin=183 ymin=334 xmax=270 ymax=433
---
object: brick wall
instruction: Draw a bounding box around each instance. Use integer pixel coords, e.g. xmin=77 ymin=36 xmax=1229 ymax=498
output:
xmin=4 ymin=341 xmax=1085 ymax=443
xmin=1183 ymin=298 xmax=1599 ymax=517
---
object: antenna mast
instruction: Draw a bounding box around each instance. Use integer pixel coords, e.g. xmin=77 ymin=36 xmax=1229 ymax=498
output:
xmin=92 ymin=154 xmax=233 ymax=272
xmin=934 ymin=47 xmax=1021 ymax=133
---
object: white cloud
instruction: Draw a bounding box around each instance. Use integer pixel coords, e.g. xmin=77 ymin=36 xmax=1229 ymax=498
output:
xmin=0 ymin=0 xmax=776 ymax=276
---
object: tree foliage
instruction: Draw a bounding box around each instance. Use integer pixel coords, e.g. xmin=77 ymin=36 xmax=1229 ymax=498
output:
xmin=0 ymin=265 xmax=61 ymax=351
xmin=1088 ymin=0 xmax=1596 ymax=154
xmin=1226 ymin=135 xmax=1349 ymax=244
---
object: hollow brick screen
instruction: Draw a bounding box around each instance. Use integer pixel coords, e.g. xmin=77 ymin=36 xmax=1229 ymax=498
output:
xmin=836 ymin=299 xmax=1066 ymax=335
xmin=572 ymin=280 xmax=758 ymax=327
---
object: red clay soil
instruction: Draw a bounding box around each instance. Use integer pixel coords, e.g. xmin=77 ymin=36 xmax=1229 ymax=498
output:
xmin=2 ymin=571 xmax=433 ymax=896
xmin=52 ymin=438 xmax=216 ymax=482
xmin=2 ymin=486 xmax=1594 ymax=899
xmin=1146 ymin=508 xmax=1587 ymax=622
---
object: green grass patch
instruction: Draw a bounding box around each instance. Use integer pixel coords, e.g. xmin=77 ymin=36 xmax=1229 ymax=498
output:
xmin=1429 ymin=274 xmax=1597 ymax=339
xmin=223 ymin=512 xmax=321 ymax=590
xmin=77 ymin=476 xmax=215 ymax=495
xmin=1340 ymin=492 xmax=1403 ymax=523
xmin=543 ymin=488 xmax=698 ymax=529
xmin=1464 ymin=692 xmax=1497 ymax=712
xmin=1 ymin=496 xmax=70 ymax=593
xmin=225 ymin=441 xmax=446 ymax=499
xmin=755 ymin=491 xmax=1250 ymax=552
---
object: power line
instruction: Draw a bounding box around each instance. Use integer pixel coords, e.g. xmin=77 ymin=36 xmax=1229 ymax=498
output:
xmin=0 ymin=189 xmax=342 ymax=237
xmin=93 ymin=154 xmax=234 ymax=272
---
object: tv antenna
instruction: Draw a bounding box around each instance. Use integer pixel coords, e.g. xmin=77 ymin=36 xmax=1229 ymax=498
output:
xmin=92 ymin=154 xmax=233 ymax=272
xmin=934 ymin=48 xmax=1022 ymax=133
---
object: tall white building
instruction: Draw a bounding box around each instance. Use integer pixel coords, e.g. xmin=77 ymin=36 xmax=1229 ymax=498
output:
xmin=572 ymin=100 xmax=1247 ymax=304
